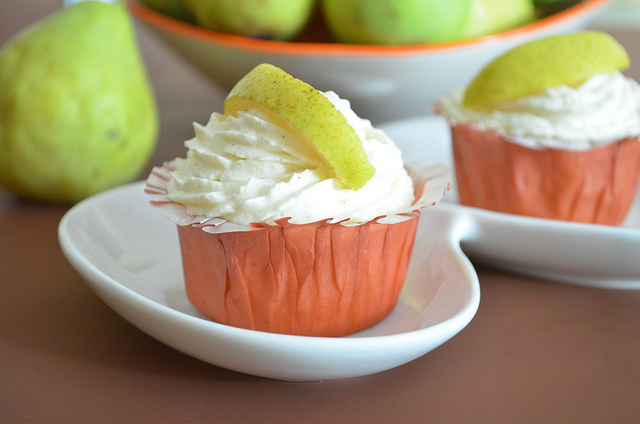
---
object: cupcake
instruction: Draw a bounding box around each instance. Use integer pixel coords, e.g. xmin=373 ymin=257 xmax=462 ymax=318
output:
xmin=146 ymin=64 xmax=451 ymax=337
xmin=435 ymin=31 xmax=640 ymax=225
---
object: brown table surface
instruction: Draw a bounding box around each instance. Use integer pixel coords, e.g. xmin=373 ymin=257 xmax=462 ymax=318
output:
xmin=2 ymin=1 xmax=640 ymax=423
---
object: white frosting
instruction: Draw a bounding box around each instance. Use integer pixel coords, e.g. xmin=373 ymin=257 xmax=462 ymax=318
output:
xmin=438 ymin=71 xmax=640 ymax=150
xmin=166 ymin=91 xmax=415 ymax=225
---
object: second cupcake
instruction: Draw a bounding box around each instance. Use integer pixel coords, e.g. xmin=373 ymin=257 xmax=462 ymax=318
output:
xmin=436 ymin=31 xmax=640 ymax=225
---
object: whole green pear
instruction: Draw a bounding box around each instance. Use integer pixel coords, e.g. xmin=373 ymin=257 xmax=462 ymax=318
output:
xmin=183 ymin=0 xmax=316 ymax=41
xmin=0 ymin=0 xmax=158 ymax=203
xmin=461 ymin=0 xmax=536 ymax=39
xmin=322 ymin=0 xmax=471 ymax=45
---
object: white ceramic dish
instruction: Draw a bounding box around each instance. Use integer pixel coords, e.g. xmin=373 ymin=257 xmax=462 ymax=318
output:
xmin=58 ymin=113 xmax=640 ymax=382
xmin=58 ymin=181 xmax=481 ymax=381
xmin=384 ymin=115 xmax=640 ymax=290
xmin=127 ymin=0 xmax=613 ymax=124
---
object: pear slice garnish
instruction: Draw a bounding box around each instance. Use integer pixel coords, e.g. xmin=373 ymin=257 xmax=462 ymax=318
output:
xmin=224 ymin=64 xmax=375 ymax=191
xmin=463 ymin=31 xmax=631 ymax=109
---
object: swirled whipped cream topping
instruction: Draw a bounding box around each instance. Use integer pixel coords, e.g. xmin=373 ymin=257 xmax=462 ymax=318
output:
xmin=166 ymin=91 xmax=415 ymax=225
xmin=438 ymin=71 xmax=640 ymax=150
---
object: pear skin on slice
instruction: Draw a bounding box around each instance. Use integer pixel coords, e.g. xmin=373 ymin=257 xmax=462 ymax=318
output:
xmin=224 ymin=64 xmax=375 ymax=191
xmin=463 ymin=31 xmax=631 ymax=109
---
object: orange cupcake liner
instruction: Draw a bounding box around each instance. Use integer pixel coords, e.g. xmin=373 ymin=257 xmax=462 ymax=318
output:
xmin=450 ymin=122 xmax=640 ymax=225
xmin=177 ymin=215 xmax=418 ymax=336
xmin=145 ymin=161 xmax=451 ymax=336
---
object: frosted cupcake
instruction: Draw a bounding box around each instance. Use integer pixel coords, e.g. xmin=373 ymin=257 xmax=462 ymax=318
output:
xmin=436 ymin=31 xmax=640 ymax=225
xmin=146 ymin=64 xmax=451 ymax=337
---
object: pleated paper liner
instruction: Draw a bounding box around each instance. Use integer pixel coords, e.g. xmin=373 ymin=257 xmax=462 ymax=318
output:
xmin=449 ymin=122 xmax=640 ymax=225
xmin=145 ymin=161 xmax=451 ymax=336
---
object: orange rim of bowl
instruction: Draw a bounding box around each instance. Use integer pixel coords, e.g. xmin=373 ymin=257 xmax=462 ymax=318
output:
xmin=127 ymin=0 xmax=613 ymax=57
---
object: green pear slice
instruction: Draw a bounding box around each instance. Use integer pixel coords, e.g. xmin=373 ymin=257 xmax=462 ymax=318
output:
xmin=463 ymin=31 xmax=631 ymax=109
xmin=224 ymin=64 xmax=375 ymax=191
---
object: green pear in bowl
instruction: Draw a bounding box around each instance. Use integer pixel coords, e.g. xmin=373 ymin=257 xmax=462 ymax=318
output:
xmin=321 ymin=0 xmax=472 ymax=45
xmin=183 ymin=0 xmax=317 ymax=41
xmin=461 ymin=0 xmax=536 ymax=38
xmin=0 ymin=0 xmax=158 ymax=203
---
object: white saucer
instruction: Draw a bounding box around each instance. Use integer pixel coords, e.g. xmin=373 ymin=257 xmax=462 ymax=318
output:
xmin=383 ymin=115 xmax=640 ymax=289
xmin=58 ymin=181 xmax=480 ymax=381
xmin=58 ymin=114 xmax=638 ymax=381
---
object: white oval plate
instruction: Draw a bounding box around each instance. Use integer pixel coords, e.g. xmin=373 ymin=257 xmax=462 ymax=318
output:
xmin=58 ymin=181 xmax=480 ymax=381
xmin=384 ymin=115 xmax=640 ymax=289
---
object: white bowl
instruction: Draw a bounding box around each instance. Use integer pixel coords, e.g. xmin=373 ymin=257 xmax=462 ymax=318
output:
xmin=128 ymin=0 xmax=613 ymax=124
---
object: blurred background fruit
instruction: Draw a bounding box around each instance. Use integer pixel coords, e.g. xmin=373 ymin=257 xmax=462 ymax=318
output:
xmin=0 ymin=0 xmax=158 ymax=203
xmin=182 ymin=0 xmax=317 ymax=41
xmin=321 ymin=0 xmax=472 ymax=45
xmin=461 ymin=0 xmax=537 ymax=39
